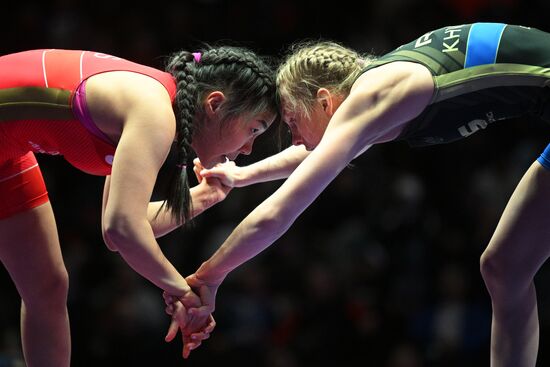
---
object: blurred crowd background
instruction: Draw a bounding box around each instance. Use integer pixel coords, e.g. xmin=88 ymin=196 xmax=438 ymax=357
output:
xmin=1 ymin=0 xmax=550 ymax=366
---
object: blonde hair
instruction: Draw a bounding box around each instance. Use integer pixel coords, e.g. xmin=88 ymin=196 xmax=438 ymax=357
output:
xmin=276 ymin=40 xmax=374 ymax=119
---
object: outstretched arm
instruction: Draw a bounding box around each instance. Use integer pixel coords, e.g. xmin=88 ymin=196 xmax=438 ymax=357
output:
xmin=146 ymin=177 xmax=231 ymax=238
xmin=93 ymin=71 xmax=215 ymax=358
xmin=97 ymin=74 xmax=192 ymax=297
xmin=193 ymin=61 xmax=434 ymax=284
xmin=103 ymin=176 xmax=230 ymax=241
xmin=198 ymin=144 xmax=311 ymax=187
xmin=142 ymin=144 xmax=308 ymax=239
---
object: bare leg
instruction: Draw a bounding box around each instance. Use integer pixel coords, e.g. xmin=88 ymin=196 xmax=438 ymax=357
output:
xmin=480 ymin=161 xmax=550 ymax=367
xmin=0 ymin=203 xmax=70 ymax=367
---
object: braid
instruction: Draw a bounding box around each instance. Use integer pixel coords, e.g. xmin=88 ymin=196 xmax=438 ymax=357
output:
xmin=205 ymin=48 xmax=274 ymax=89
xmin=163 ymin=51 xmax=198 ymax=225
xmin=277 ymin=41 xmax=372 ymax=119
xmin=200 ymin=48 xmax=276 ymax=119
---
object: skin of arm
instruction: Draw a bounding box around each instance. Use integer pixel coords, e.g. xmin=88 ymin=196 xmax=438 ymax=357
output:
xmin=199 ymin=144 xmax=311 ymax=187
xmin=146 ymin=178 xmax=231 ymax=238
xmin=194 ymin=61 xmax=435 ymax=284
xmin=96 ymin=73 xmax=192 ymax=297
xmin=103 ymin=176 xmax=230 ymax=241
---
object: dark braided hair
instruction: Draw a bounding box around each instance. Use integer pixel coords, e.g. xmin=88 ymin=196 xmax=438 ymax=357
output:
xmin=163 ymin=46 xmax=278 ymax=225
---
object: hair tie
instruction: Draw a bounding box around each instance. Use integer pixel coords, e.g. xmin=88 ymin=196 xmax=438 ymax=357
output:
xmin=192 ymin=52 xmax=202 ymax=63
xmin=176 ymin=164 xmax=187 ymax=169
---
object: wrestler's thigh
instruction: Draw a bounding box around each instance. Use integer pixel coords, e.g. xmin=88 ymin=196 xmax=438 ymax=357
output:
xmin=484 ymin=161 xmax=550 ymax=279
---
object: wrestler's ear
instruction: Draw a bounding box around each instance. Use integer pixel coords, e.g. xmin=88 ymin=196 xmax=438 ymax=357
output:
xmin=317 ymin=88 xmax=334 ymax=116
xmin=317 ymin=88 xmax=344 ymax=117
xmin=205 ymin=91 xmax=225 ymax=117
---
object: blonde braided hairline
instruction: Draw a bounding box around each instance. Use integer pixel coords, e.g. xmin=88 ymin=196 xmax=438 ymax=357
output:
xmin=277 ymin=41 xmax=372 ymax=119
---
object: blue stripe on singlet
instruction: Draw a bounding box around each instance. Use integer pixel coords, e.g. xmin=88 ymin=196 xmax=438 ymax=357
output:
xmin=537 ymin=143 xmax=550 ymax=170
xmin=464 ymin=23 xmax=507 ymax=68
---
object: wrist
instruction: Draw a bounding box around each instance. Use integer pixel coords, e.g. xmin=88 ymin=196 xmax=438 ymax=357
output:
xmin=191 ymin=185 xmax=217 ymax=213
xmin=195 ymin=262 xmax=227 ymax=286
xmin=164 ymin=280 xmax=192 ymax=298
xmin=238 ymin=164 xmax=255 ymax=187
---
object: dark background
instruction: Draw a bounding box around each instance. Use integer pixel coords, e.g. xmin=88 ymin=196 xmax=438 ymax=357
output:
xmin=1 ymin=0 xmax=550 ymax=366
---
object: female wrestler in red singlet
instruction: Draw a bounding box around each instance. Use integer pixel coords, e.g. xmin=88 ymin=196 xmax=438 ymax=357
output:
xmin=0 ymin=48 xmax=278 ymax=366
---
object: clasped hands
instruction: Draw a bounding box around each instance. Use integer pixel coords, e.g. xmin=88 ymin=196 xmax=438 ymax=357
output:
xmin=163 ymin=274 xmax=219 ymax=359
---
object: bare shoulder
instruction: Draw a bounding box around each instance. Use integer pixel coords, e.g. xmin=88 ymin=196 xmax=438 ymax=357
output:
xmin=333 ymin=61 xmax=434 ymax=145
xmin=87 ymin=71 xmax=172 ymax=101
xmin=85 ymin=71 xmax=175 ymax=141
